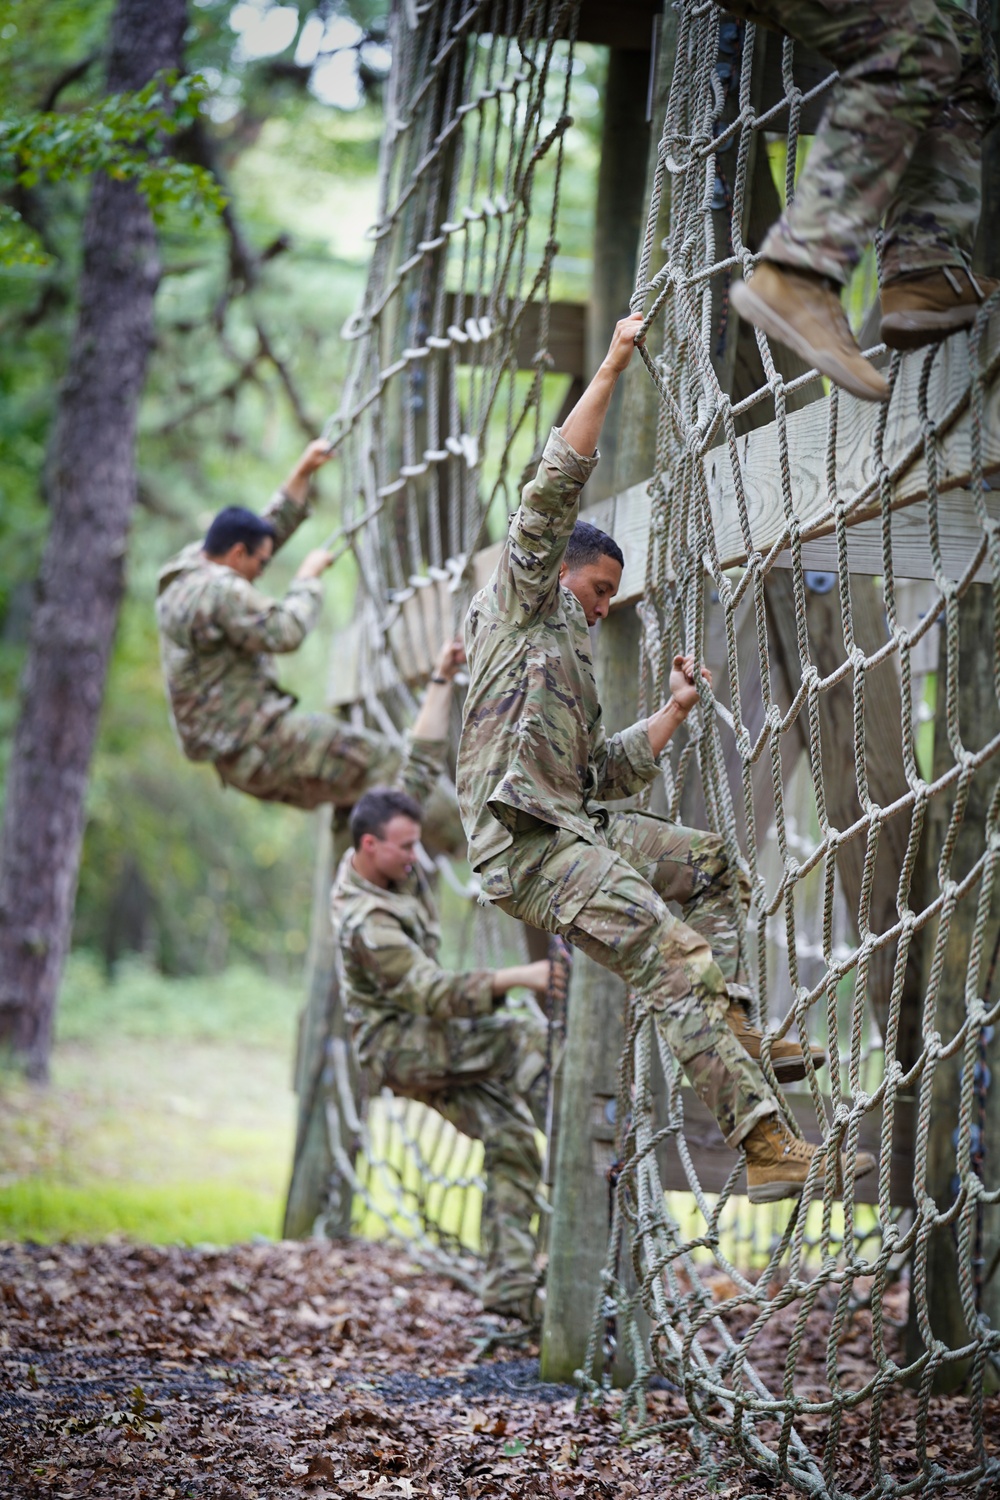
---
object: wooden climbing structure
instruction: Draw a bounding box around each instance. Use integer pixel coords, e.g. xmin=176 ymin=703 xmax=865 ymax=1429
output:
xmin=287 ymin=2 xmax=1000 ymax=1494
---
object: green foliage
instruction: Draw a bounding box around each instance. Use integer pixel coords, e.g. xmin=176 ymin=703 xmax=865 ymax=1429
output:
xmin=0 ymin=956 xmax=299 ymax=1243
xmin=56 ymin=951 xmax=301 ymax=1046
xmin=0 ymin=72 xmax=226 ymax=267
xmin=0 ymin=2 xmax=387 ymax=975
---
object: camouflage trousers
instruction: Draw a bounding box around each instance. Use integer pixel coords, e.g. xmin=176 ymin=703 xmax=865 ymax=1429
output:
xmin=214 ymin=710 xmax=402 ymax=811
xmin=725 ymin=0 xmax=995 ymax=284
xmin=482 ymin=811 xmax=777 ymax=1148
xmin=360 ymin=1007 xmax=548 ymax=1309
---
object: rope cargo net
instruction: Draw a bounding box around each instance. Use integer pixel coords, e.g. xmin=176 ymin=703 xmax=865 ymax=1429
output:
xmin=318 ymin=0 xmax=1000 ymax=1494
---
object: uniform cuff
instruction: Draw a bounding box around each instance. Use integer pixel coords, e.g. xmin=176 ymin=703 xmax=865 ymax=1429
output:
xmin=620 ymin=719 xmax=659 ymax=781
xmin=408 ymin=735 xmax=449 ymax=775
xmin=543 ymin=426 xmax=600 ymax=486
xmin=466 ymin=973 xmax=496 ymax=1016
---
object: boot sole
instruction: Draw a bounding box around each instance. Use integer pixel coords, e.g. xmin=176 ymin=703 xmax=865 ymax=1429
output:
xmin=765 ymin=1053 xmax=827 ymax=1084
xmin=881 ymin=308 xmax=979 ymax=351
xmin=731 ymin=279 xmax=889 ymax=404
xmin=747 ymin=1178 xmax=806 ymax=1204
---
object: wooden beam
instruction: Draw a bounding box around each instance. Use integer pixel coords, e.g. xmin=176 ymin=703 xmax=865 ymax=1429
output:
xmin=479 ymin=0 xmax=660 ymax=50
xmin=541 ymin=607 xmax=641 ymax=1385
xmin=446 ymin=296 xmax=587 ymax=376
xmin=706 ymin=309 xmax=1000 ymax=570
xmin=326 ymin=318 xmax=1000 ymax=707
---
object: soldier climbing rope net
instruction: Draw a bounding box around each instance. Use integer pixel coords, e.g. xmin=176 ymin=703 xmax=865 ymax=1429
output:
xmin=309 ymin=1 xmax=1000 ymax=1495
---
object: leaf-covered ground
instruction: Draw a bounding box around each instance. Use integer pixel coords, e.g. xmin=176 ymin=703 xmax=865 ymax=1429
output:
xmin=1 ymin=1238 xmax=997 ymax=1499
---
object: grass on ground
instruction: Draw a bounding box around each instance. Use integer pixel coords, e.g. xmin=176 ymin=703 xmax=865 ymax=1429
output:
xmin=0 ymin=953 xmax=300 ymax=1245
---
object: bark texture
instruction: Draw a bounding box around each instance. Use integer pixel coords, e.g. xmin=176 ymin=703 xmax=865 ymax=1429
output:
xmin=0 ymin=0 xmax=187 ymax=1078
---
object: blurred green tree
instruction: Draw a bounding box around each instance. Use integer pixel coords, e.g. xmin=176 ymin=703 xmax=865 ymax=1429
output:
xmin=0 ymin=0 xmax=392 ymax=1074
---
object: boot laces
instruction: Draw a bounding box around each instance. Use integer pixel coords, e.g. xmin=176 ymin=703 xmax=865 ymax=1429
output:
xmin=944 ymin=263 xmax=985 ymax=302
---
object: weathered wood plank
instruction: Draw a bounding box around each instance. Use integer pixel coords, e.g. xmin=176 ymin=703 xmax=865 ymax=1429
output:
xmin=446 ymin=295 xmax=587 ymax=376
xmin=482 ymin=0 xmax=660 ymax=50
xmin=706 ymin=310 xmax=1000 ymax=570
xmin=326 ymin=320 xmax=1000 ymax=707
xmin=771 ymin=492 xmax=1000 ymax=581
xmin=325 ymin=480 xmax=999 ymax=706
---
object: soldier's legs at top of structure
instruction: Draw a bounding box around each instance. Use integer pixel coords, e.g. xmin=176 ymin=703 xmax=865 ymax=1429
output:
xmin=363 ymin=1010 xmax=547 ymax=1319
xmin=726 ymin=0 xmax=994 ymax=397
xmin=879 ymin=3 xmax=999 ymax=347
xmin=483 ymin=820 xmax=874 ymax=1201
xmin=213 ymin=709 xmax=402 ymax=811
xmin=603 ymin=810 xmax=826 ymax=1082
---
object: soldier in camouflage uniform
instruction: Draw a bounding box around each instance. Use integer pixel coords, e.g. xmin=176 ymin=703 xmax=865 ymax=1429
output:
xmin=156 ymin=439 xmax=402 ymax=809
xmin=331 ymin=641 xmax=554 ymax=1322
xmin=729 ymin=0 xmax=998 ymax=403
xmin=457 ymin=316 xmax=875 ymax=1203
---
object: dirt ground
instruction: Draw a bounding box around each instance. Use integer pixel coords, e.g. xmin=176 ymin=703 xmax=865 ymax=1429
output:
xmin=1 ymin=1237 xmax=997 ymax=1499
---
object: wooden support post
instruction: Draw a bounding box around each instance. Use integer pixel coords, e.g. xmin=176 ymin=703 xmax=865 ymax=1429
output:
xmin=283 ymin=814 xmax=354 ymax=1239
xmin=615 ymin=2 xmax=676 ymax=491
xmin=906 ymin=43 xmax=1000 ymax=1385
xmin=541 ymin=605 xmax=643 ymax=1383
xmin=585 ymin=45 xmax=652 ymax=501
xmin=904 ymin=589 xmax=1000 ymax=1392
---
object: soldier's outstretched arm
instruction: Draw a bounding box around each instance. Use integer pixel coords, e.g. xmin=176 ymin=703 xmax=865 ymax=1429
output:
xmin=209 ymin=572 xmax=323 ymax=655
xmin=393 ymin=638 xmax=465 ymax=805
xmin=350 ymin=912 xmax=496 ymax=1020
xmin=493 ymin=314 xmax=644 ymax=625
xmin=261 ymin=438 xmax=336 ymax=552
xmin=409 ymin=638 xmax=465 ymax=744
xmin=645 ymin=654 xmax=709 ymax=757
xmin=560 ymin=313 xmax=644 ymax=457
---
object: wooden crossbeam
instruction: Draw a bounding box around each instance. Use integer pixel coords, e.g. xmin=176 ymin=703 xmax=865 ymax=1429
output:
xmin=707 ymin=309 xmax=1000 ymax=570
xmin=327 ymin=315 xmax=1000 ymax=706
xmin=479 ymin=0 xmax=660 ymax=50
xmin=447 ymin=296 xmax=587 ymax=376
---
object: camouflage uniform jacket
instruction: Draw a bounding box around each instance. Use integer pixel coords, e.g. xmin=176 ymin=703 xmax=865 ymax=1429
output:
xmin=456 ymin=426 xmax=660 ymax=886
xmin=330 ymin=739 xmax=494 ymax=1061
xmin=156 ymin=488 xmax=322 ymax=762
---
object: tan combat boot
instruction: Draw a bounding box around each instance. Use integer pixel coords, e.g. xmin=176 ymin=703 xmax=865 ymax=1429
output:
xmin=731 ymin=261 xmax=889 ymax=403
xmin=744 ymin=1114 xmax=877 ymax=1205
xmin=880 ymin=266 xmax=1000 ymax=351
xmin=726 ymin=1004 xmax=826 ymax=1083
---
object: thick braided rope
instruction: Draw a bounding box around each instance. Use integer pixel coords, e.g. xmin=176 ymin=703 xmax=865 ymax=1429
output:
xmin=324 ymin=0 xmax=999 ymax=1491
xmin=584 ymin=3 xmax=1000 ymax=1497
xmin=312 ymin=0 xmax=581 ymax=1279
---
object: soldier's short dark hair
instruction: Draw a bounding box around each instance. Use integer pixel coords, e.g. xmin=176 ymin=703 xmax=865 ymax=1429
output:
xmin=350 ymin=788 xmax=424 ymax=848
xmin=563 ymin=520 xmax=624 ymax=573
xmin=204 ymin=507 xmax=278 ymax=558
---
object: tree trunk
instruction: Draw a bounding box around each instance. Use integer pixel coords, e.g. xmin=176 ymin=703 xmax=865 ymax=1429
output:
xmin=0 ymin=0 xmax=187 ymax=1079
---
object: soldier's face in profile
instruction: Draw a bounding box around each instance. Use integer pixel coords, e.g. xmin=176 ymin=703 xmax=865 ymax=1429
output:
xmin=224 ymin=537 xmax=274 ymax=583
xmin=560 ymin=555 xmax=622 ymax=627
xmin=366 ymin=814 xmax=423 ymax=886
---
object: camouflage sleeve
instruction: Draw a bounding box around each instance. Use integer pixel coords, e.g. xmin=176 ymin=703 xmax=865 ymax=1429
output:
xmin=397 ymin=736 xmax=448 ymax=803
xmin=259 ymin=488 xmax=311 ymax=552
xmin=591 ymin=716 xmax=659 ymax=800
xmin=209 ymin=573 xmax=323 ymax=654
xmin=350 ymin=910 xmax=495 ymax=1020
xmin=492 ymin=427 xmax=600 ymax=623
